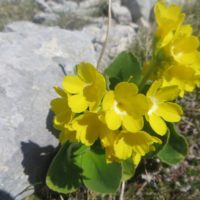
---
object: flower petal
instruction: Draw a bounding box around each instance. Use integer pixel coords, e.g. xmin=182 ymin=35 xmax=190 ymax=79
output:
xmin=102 ymin=91 xmax=115 ymax=110
xmin=132 ymin=153 xmax=141 ymax=166
xmin=51 ymin=98 xmax=69 ymax=113
xmin=105 ymin=110 xmax=121 ymax=130
xmin=68 ymin=94 xmax=88 ymax=113
xmin=54 ymin=112 xmax=71 ymax=128
xmin=62 ymin=75 xmax=85 ymax=94
xmin=122 ymin=131 xmax=161 ymax=155
xmin=148 ymin=114 xmax=167 ymax=135
xmin=114 ymin=134 xmax=132 ymax=160
xmin=72 ymin=113 xmax=103 ymax=146
xmin=59 ymin=128 xmax=76 ymax=144
xmin=53 ymin=86 xmax=66 ymax=97
xmin=156 ymin=102 xmax=183 ymax=122
xmin=77 ymin=62 xmax=96 ymax=83
xmin=147 ymin=80 xmax=162 ymax=97
xmin=114 ymin=82 xmax=138 ymax=103
xmin=155 ymin=85 xmax=180 ymax=102
xmin=123 ymin=115 xmax=144 ymax=132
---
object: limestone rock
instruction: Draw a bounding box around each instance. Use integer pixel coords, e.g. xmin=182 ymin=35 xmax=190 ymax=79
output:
xmin=0 ymin=21 xmax=96 ymax=199
xmin=112 ymin=1 xmax=132 ymax=25
xmin=83 ymin=22 xmax=137 ymax=71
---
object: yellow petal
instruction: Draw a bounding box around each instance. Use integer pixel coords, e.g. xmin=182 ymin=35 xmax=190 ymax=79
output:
xmin=51 ymin=98 xmax=69 ymax=113
xmin=123 ymin=115 xmax=144 ymax=132
xmin=73 ymin=112 xmax=105 ymax=146
xmin=132 ymin=153 xmax=141 ymax=166
xmin=114 ymin=82 xmax=138 ymax=103
xmin=128 ymin=94 xmax=149 ymax=116
xmin=155 ymin=102 xmax=183 ymax=122
xmin=179 ymin=25 xmax=193 ymax=37
xmin=105 ymin=110 xmax=121 ymax=130
xmin=59 ymin=128 xmax=76 ymax=144
xmin=54 ymin=86 xmax=66 ymax=97
xmin=62 ymin=75 xmax=85 ymax=94
xmin=148 ymin=114 xmax=167 ymax=136
xmin=114 ymin=135 xmax=132 ymax=160
xmin=154 ymin=1 xmax=184 ymax=29
xmin=147 ymin=80 xmax=162 ymax=97
xmin=100 ymin=131 xmax=117 ymax=148
xmin=122 ymin=131 xmax=162 ymax=155
xmin=68 ymin=94 xmax=88 ymax=113
xmin=155 ymin=85 xmax=180 ymax=102
xmin=102 ymin=91 xmax=115 ymax=110
xmin=84 ymin=77 xmax=106 ymax=102
xmin=77 ymin=62 xmax=96 ymax=83
xmin=173 ymin=36 xmax=199 ymax=55
xmin=161 ymin=31 xmax=173 ymax=47
xmin=53 ymin=112 xmax=71 ymax=127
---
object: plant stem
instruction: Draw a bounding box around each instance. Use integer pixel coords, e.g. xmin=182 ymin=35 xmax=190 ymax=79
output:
xmin=119 ymin=181 xmax=125 ymax=200
xmin=96 ymin=0 xmax=112 ymax=71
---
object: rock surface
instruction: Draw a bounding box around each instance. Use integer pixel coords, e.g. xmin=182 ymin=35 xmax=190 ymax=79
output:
xmin=0 ymin=21 xmax=96 ymax=199
xmin=83 ymin=22 xmax=137 ymax=71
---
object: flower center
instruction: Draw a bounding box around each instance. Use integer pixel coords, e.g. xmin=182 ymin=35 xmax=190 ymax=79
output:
xmin=113 ymin=101 xmax=127 ymax=116
xmin=148 ymin=97 xmax=158 ymax=115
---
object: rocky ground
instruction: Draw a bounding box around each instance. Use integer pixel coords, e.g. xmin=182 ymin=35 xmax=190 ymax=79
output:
xmin=0 ymin=0 xmax=199 ymax=199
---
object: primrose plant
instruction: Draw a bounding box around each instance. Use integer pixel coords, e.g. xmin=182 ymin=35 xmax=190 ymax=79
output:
xmin=46 ymin=0 xmax=200 ymax=195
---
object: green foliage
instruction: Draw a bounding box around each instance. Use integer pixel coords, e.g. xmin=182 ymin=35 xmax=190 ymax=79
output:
xmin=81 ymin=146 xmax=122 ymax=193
xmin=121 ymin=158 xmax=136 ymax=181
xmin=157 ymin=123 xmax=188 ymax=165
xmin=105 ymin=51 xmax=141 ymax=88
xmin=46 ymin=143 xmax=122 ymax=194
xmin=46 ymin=142 xmax=85 ymax=194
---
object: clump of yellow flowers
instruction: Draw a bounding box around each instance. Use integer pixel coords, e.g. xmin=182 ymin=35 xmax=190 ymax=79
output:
xmin=143 ymin=0 xmax=200 ymax=96
xmin=47 ymin=0 xmax=199 ymax=195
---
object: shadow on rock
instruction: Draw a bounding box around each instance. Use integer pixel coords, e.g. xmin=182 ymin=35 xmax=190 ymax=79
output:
xmin=21 ymin=141 xmax=59 ymax=194
xmin=46 ymin=109 xmax=59 ymax=139
xmin=0 ymin=190 xmax=14 ymax=200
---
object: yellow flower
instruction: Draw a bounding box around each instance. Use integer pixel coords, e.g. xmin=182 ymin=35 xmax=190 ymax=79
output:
xmin=102 ymin=82 xmax=149 ymax=132
xmin=146 ymin=80 xmax=183 ymax=135
xmin=50 ymin=87 xmax=72 ymax=130
xmin=62 ymin=62 xmax=106 ymax=113
xmin=159 ymin=25 xmax=200 ymax=95
xmin=171 ymin=35 xmax=199 ymax=65
xmin=143 ymin=1 xmax=200 ymax=96
xmin=59 ymin=127 xmax=77 ymax=144
xmin=113 ymin=131 xmax=161 ymax=165
xmin=70 ymin=112 xmax=111 ymax=146
xmin=154 ymin=0 xmax=185 ymax=47
xmin=162 ymin=63 xmax=199 ymax=96
xmin=100 ymin=131 xmax=119 ymax=163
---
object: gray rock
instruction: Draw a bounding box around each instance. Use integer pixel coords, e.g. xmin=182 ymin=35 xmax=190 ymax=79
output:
xmin=33 ymin=12 xmax=59 ymax=25
xmin=83 ymin=22 xmax=137 ymax=71
xmin=122 ymin=0 xmax=157 ymax=21
xmin=47 ymin=1 xmax=78 ymax=13
xmin=35 ymin=0 xmax=52 ymax=12
xmin=0 ymin=21 xmax=96 ymax=199
xmin=112 ymin=2 xmax=132 ymax=25
xmin=79 ymin=0 xmax=102 ymax=8
xmin=121 ymin=0 xmax=194 ymax=22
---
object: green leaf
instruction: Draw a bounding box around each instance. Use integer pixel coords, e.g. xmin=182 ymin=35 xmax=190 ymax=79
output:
xmin=105 ymin=51 xmax=141 ymax=89
xmin=157 ymin=123 xmax=188 ymax=166
xmin=82 ymin=146 xmax=122 ymax=193
xmin=46 ymin=142 xmax=86 ymax=194
xmin=122 ymin=158 xmax=136 ymax=181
